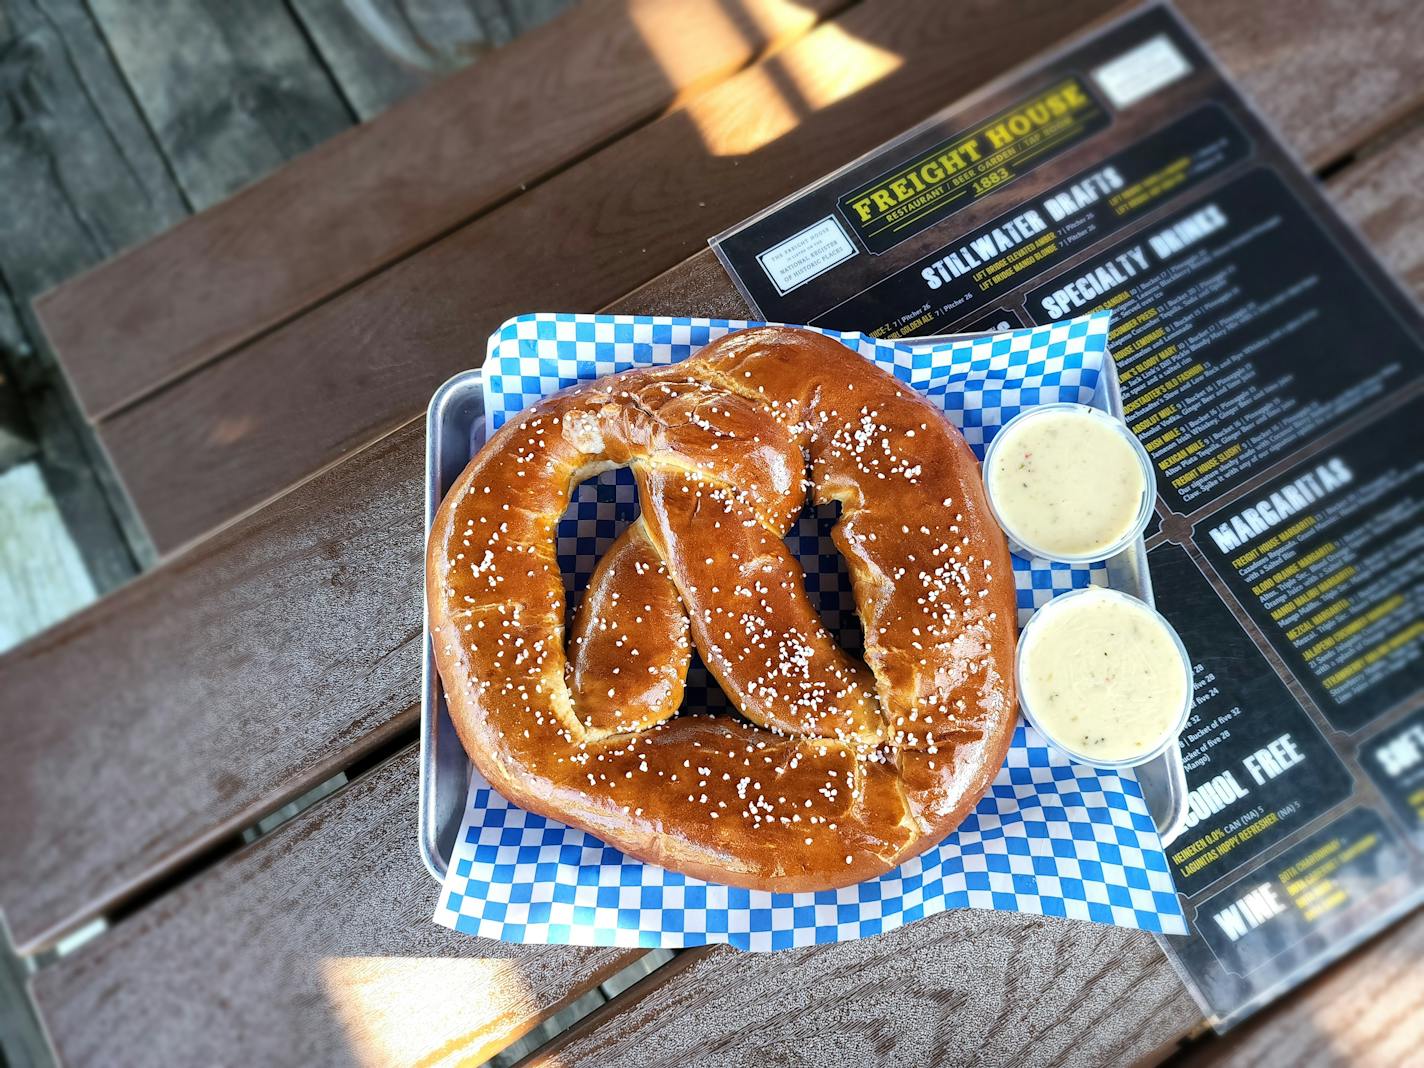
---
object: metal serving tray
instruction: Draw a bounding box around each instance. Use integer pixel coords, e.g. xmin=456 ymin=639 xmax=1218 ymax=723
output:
xmin=420 ymin=368 xmax=489 ymax=882
xmin=419 ymin=358 xmax=1190 ymax=883
xmin=1091 ymin=359 xmax=1190 ymax=847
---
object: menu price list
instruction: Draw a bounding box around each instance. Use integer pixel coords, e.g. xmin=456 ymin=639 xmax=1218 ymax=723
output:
xmin=1027 ymin=168 xmax=1421 ymax=516
xmin=1173 ymin=807 xmax=1414 ymax=1015
xmin=1153 ymin=538 xmax=1424 ymax=1024
xmin=1196 ymin=397 xmax=1424 ymax=732
xmin=1150 ymin=544 xmax=1353 ymax=898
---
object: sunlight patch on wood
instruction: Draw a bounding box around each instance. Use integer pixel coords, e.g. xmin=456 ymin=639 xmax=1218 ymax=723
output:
xmin=320 ymin=955 xmax=538 ymax=1068
xmin=679 ymin=21 xmax=903 ymax=157
xmin=629 ymin=0 xmax=824 ymax=109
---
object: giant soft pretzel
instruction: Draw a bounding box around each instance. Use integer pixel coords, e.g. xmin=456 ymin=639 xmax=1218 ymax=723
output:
xmin=428 ymin=327 xmax=1016 ymax=891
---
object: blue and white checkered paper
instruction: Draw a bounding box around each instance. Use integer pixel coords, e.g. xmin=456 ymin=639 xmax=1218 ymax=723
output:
xmin=434 ymin=311 xmax=1187 ymax=948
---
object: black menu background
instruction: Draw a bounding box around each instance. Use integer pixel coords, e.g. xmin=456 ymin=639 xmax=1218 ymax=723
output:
xmin=1195 ymin=398 xmax=1424 ymax=732
xmin=712 ymin=3 xmax=1424 ymax=1030
xmin=1148 ymin=544 xmax=1354 ymax=898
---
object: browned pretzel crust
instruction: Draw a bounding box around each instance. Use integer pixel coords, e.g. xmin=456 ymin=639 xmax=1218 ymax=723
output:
xmin=428 ymin=327 xmax=1016 ymax=891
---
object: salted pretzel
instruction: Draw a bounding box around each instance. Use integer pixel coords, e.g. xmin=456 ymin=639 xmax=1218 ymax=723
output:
xmin=428 ymin=327 xmax=1016 ymax=891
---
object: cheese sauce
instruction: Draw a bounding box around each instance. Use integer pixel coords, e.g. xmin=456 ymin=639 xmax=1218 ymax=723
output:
xmin=1018 ymin=588 xmax=1189 ymax=764
xmin=986 ymin=405 xmax=1148 ymax=559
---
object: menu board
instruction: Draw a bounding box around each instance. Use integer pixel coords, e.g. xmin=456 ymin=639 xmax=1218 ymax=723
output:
xmin=711 ymin=2 xmax=1424 ymax=1029
xmin=1148 ymin=543 xmax=1355 ymax=899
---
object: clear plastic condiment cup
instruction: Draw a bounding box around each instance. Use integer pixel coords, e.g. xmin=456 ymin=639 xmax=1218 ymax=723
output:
xmin=1015 ymin=586 xmax=1194 ymax=770
xmin=982 ymin=402 xmax=1157 ymax=564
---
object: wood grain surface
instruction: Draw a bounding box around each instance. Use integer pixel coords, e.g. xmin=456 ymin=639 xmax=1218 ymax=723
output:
xmin=0 ymin=418 xmax=426 ymax=953
xmin=1328 ymin=115 xmax=1424 ymax=295
xmin=34 ymin=0 xmax=841 ymax=421
xmin=0 ymin=0 xmax=187 ymax=336
xmin=0 ymin=364 xmax=32 ymax=470
xmin=29 ymin=747 xmax=642 ymax=1068
xmin=287 ymin=0 xmax=443 ymax=121
xmin=85 ymin=0 xmax=355 ymax=211
xmin=288 ymin=0 xmax=575 ymax=120
xmin=0 ymin=462 xmax=96 ymax=649
xmin=1181 ymin=0 xmax=1424 ymax=168
xmin=0 ymin=0 xmax=192 ymax=585
xmin=87 ymin=0 xmax=1424 ymax=556
xmin=91 ymin=0 xmax=1126 ymax=554
xmin=289 ymin=0 xmax=578 ymax=120
xmin=524 ymin=911 xmax=1201 ymax=1067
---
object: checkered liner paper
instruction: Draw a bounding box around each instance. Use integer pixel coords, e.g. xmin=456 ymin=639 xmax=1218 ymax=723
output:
xmin=433 ymin=311 xmax=1188 ymax=949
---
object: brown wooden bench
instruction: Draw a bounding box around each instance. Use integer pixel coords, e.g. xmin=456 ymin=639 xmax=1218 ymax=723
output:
xmin=5 ymin=1 xmax=1423 ymax=1064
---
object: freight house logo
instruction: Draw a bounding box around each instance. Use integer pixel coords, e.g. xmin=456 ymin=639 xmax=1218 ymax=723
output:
xmin=838 ymin=78 xmax=1109 ymax=254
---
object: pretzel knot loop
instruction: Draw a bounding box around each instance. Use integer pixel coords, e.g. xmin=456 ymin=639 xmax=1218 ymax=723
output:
xmin=429 ymin=327 xmax=1016 ymax=891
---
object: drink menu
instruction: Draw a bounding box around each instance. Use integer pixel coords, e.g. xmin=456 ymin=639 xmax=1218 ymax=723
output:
xmin=710 ymin=3 xmax=1424 ymax=1029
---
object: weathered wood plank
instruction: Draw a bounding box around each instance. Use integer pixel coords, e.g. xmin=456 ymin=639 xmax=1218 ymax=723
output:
xmin=0 ymin=0 xmax=189 ymax=314
xmin=1326 ymin=114 xmax=1424 ymax=295
xmin=451 ymin=0 xmax=576 ymax=49
xmin=91 ymin=0 xmax=1124 ymax=555
xmin=288 ymin=0 xmax=437 ymax=121
xmin=524 ymin=913 xmax=1200 ymax=1067
xmin=1179 ymin=906 xmax=1424 ymax=1067
xmin=11 ymin=363 xmax=146 ymax=590
xmin=0 ymin=908 xmax=56 ymax=1067
xmin=0 ymin=418 xmax=426 ymax=952
xmin=35 ymin=0 xmax=841 ymax=420
xmin=291 ymin=0 xmax=576 ymax=121
xmin=1184 ymin=0 xmax=1424 ymax=168
xmin=0 ymin=274 xmax=23 ymax=360
xmin=30 ymin=747 xmax=643 ymax=1068
xmin=86 ymin=0 xmax=355 ymax=211
xmin=0 ymin=352 xmax=33 ymax=470
xmin=25 ymin=748 xmax=1202 ymax=1068
xmin=0 ymin=0 xmax=192 ymax=582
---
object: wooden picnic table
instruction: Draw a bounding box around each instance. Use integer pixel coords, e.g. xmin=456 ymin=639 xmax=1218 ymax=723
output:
xmin=3 ymin=0 xmax=1422 ymax=1064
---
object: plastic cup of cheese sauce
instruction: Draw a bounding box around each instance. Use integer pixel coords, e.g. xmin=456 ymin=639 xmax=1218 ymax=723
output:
xmin=1016 ymin=586 xmax=1192 ymax=768
xmin=982 ymin=402 xmax=1155 ymax=563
